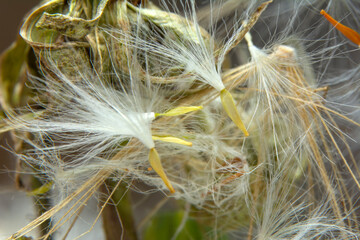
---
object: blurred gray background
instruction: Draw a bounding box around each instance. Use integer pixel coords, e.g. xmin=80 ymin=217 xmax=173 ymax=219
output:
xmin=0 ymin=2 xmax=39 ymax=238
xmin=0 ymin=1 xmax=39 ymax=52
xmin=0 ymin=0 xmax=39 ymax=189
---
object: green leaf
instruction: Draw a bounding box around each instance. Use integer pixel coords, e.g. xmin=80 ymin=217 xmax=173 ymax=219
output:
xmin=143 ymin=210 xmax=203 ymax=240
xmin=0 ymin=36 xmax=29 ymax=111
xmin=27 ymin=181 xmax=53 ymax=196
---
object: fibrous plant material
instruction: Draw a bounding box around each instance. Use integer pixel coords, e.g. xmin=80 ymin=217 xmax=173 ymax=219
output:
xmin=0 ymin=0 xmax=360 ymax=239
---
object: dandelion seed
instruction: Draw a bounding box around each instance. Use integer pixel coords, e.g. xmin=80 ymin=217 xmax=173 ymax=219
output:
xmin=11 ymin=63 xmax=202 ymax=193
xmin=104 ymin=0 xmax=263 ymax=136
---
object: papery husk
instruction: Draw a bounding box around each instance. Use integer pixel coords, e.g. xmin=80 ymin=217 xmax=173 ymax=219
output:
xmin=19 ymin=0 xmax=94 ymax=76
xmin=105 ymin=1 xmax=218 ymax=91
xmin=35 ymin=0 xmax=110 ymax=39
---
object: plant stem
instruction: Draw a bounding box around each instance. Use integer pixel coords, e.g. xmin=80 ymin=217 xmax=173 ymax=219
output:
xmin=102 ymin=180 xmax=138 ymax=240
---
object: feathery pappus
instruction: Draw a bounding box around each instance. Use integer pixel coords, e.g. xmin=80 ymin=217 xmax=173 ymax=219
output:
xmin=0 ymin=0 xmax=359 ymax=239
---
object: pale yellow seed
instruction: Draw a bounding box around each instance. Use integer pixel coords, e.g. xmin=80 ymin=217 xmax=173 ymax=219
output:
xmin=148 ymin=148 xmax=175 ymax=193
xmin=155 ymin=106 xmax=203 ymax=117
xmin=220 ymin=89 xmax=249 ymax=136
xmin=152 ymin=135 xmax=192 ymax=146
